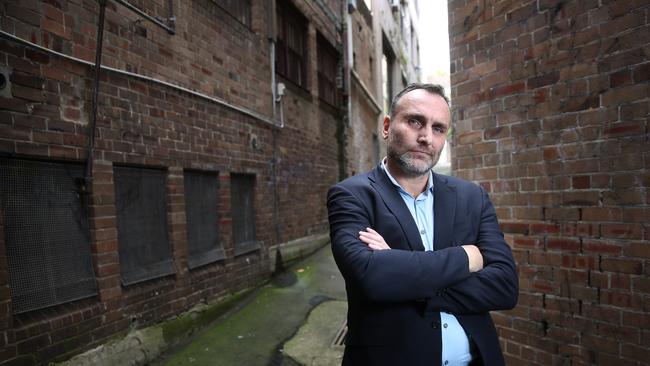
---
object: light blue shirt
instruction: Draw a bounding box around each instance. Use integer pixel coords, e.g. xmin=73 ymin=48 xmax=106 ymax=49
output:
xmin=382 ymin=160 xmax=472 ymax=366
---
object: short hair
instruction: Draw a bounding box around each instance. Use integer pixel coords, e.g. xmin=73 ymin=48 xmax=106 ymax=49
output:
xmin=389 ymin=83 xmax=450 ymax=118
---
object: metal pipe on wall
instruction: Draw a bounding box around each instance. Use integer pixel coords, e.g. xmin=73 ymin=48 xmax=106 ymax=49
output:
xmin=0 ymin=31 xmax=282 ymax=128
xmin=83 ymin=0 xmax=108 ymax=188
xmin=268 ymin=0 xmax=282 ymax=248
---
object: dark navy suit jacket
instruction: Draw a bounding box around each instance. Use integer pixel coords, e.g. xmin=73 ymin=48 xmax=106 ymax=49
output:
xmin=327 ymin=165 xmax=518 ymax=366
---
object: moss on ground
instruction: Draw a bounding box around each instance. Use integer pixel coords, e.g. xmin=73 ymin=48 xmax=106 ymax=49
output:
xmin=161 ymin=289 xmax=252 ymax=345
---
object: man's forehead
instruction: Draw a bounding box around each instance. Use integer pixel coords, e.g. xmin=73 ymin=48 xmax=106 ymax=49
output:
xmin=395 ymin=90 xmax=450 ymax=117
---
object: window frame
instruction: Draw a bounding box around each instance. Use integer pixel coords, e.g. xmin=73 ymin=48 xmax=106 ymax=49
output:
xmin=0 ymin=158 xmax=98 ymax=314
xmin=276 ymin=1 xmax=309 ymax=89
xmin=317 ymin=34 xmax=340 ymax=108
xmin=211 ymin=0 xmax=252 ymax=28
xmin=114 ymin=165 xmax=174 ymax=286
xmin=229 ymin=173 xmax=260 ymax=256
xmin=184 ymin=170 xmax=225 ymax=269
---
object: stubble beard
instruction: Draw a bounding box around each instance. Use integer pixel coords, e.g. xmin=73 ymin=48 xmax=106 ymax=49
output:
xmin=387 ymin=134 xmax=440 ymax=178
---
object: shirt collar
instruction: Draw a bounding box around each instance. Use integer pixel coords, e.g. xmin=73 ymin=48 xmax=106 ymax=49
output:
xmin=381 ymin=157 xmax=434 ymax=196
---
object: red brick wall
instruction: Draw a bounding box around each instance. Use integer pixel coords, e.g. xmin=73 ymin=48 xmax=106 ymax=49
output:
xmin=449 ymin=0 xmax=649 ymax=364
xmin=0 ymin=0 xmax=340 ymax=364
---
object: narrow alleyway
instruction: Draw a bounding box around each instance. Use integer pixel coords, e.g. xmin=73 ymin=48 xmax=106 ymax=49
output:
xmin=151 ymin=245 xmax=347 ymax=366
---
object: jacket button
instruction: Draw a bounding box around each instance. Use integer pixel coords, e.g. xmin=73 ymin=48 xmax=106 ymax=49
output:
xmin=431 ymin=322 xmax=439 ymax=329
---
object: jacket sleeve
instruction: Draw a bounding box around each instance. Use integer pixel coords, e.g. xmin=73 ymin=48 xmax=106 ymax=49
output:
xmin=426 ymin=187 xmax=518 ymax=314
xmin=327 ymin=183 xmax=471 ymax=303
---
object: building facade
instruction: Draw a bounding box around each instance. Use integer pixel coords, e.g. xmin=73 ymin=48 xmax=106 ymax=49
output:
xmin=345 ymin=0 xmax=421 ymax=175
xmin=0 ymin=0 xmax=420 ymax=364
xmin=449 ymin=0 xmax=649 ymax=364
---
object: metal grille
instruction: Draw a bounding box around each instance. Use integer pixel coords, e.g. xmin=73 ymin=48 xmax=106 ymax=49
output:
xmin=184 ymin=170 xmax=224 ymax=269
xmin=114 ymin=166 xmax=174 ymax=285
xmin=0 ymin=158 xmax=97 ymax=314
xmin=230 ymin=173 xmax=258 ymax=255
xmin=332 ymin=320 xmax=348 ymax=347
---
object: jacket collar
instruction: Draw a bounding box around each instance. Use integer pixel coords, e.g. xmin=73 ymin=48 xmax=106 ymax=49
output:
xmin=368 ymin=164 xmax=456 ymax=251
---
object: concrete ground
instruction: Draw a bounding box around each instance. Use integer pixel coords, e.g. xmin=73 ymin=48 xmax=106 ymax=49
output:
xmin=151 ymin=244 xmax=347 ymax=366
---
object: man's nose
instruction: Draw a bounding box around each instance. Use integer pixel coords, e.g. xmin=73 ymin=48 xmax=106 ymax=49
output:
xmin=417 ymin=129 xmax=433 ymax=145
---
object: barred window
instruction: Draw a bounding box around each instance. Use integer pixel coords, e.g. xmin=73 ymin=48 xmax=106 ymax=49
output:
xmin=318 ymin=34 xmax=340 ymax=107
xmin=184 ymin=170 xmax=224 ymax=269
xmin=0 ymin=158 xmax=97 ymax=314
xmin=230 ymin=173 xmax=259 ymax=255
xmin=213 ymin=0 xmax=252 ymax=27
xmin=276 ymin=0 xmax=308 ymax=88
xmin=114 ymin=166 xmax=174 ymax=285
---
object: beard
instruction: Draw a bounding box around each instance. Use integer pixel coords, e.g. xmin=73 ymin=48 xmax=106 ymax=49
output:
xmin=387 ymin=133 xmax=440 ymax=177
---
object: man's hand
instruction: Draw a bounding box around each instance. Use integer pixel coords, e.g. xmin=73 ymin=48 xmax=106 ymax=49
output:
xmin=462 ymin=245 xmax=484 ymax=272
xmin=359 ymin=228 xmax=391 ymax=250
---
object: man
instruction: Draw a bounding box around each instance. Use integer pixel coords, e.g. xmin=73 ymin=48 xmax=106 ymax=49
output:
xmin=327 ymin=83 xmax=518 ymax=366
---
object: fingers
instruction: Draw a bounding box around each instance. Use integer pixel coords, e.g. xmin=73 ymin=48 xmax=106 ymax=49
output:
xmin=358 ymin=230 xmax=379 ymax=242
xmin=358 ymin=228 xmax=390 ymax=250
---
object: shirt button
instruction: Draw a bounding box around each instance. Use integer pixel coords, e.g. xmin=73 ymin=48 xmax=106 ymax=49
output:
xmin=444 ymin=361 xmax=449 ymax=365
xmin=420 ymin=229 xmax=425 ymax=234
xmin=443 ymin=323 xmax=448 ymax=328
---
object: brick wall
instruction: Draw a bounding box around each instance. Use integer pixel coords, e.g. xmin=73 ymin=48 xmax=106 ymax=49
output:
xmin=0 ymin=0 xmax=340 ymax=364
xmin=449 ymin=0 xmax=649 ymax=364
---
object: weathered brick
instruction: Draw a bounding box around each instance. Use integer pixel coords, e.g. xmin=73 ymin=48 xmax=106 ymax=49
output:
xmin=601 ymin=258 xmax=642 ymax=275
xmin=450 ymin=0 xmax=648 ymax=361
xmin=547 ymin=238 xmax=581 ymax=252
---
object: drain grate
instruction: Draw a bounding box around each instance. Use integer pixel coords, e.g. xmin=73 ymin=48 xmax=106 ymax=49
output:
xmin=332 ymin=320 xmax=348 ymax=347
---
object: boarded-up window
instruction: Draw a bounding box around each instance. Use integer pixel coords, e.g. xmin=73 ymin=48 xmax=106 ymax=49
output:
xmin=214 ymin=0 xmax=252 ymax=27
xmin=276 ymin=0 xmax=308 ymax=88
xmin=114 ymin=166 xmax=174 ymax=285
xmin=184 ymin=170 xmax=224 ymax=269
xmin=0 ymin=158 xmax=97 ymax=314
xmin=318 ymin=34 xmax=340 ymax=107
xmin=230 ymin=174 xmax=259 ymax=255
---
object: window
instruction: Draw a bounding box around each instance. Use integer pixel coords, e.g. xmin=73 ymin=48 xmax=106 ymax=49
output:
xmin=382 ymin=35 xmax=395 ymax=113
xmin=276 ymin=0 xmax=308 ymax=88
xmin=0 ymin=158 xmax=97 ymax=314
xmin=114 ymin=166 xmax=174 ymax=285
xmin=359 ymin=0 xmax=373 ymax=27
xmin=317 ymin=34 xmax=340 ymax=107
xmin=184 ymin=170 xmax=224 ymax=269
xmin=213 ymin=0 xmax=251 ymax=27
xmin=230 ymin=174 xmax=258 ymax=255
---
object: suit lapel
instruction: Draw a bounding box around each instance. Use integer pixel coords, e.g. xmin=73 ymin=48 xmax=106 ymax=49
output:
xmin=369 ymin=165 xmax=425 ymax=251
xmin=433 ymin=173 xmax=456 ymax=250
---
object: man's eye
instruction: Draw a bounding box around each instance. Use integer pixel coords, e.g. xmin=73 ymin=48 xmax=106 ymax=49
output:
xmin=433 ymin=125 xmax=447 ymax=134
xmin=408 ymin=119 xmax=421 ymax=127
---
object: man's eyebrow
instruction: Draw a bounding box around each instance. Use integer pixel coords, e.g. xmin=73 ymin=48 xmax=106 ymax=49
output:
xmin=402 ymin=112 xmax=426 ymax=120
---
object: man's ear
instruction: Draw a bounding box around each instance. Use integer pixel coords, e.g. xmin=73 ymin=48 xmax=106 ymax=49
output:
xmin=382 ymin=115 xmax=390 ymax=139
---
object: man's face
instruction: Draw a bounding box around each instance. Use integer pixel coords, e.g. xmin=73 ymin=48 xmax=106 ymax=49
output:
xmin=383 ymin=89 xmax=450 ymax=177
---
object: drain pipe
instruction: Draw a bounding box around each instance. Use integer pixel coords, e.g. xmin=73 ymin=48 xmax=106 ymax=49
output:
xmin=269 ymin=0 xmax=282 ymax=247
xmin=82 ymin=0 xmax=108 ymax=190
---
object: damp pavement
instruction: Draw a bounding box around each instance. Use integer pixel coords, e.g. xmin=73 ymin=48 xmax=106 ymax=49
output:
xmin=151 ymin=244 xmax=347 ymax=366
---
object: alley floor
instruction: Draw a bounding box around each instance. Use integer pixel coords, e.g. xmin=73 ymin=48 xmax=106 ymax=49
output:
xmin=151 ymin=245 xmax=347 ymax=366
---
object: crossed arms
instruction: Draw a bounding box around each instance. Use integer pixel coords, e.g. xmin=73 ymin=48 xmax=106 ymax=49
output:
xmin=327 ymin=184 xmax=518 ymax=314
